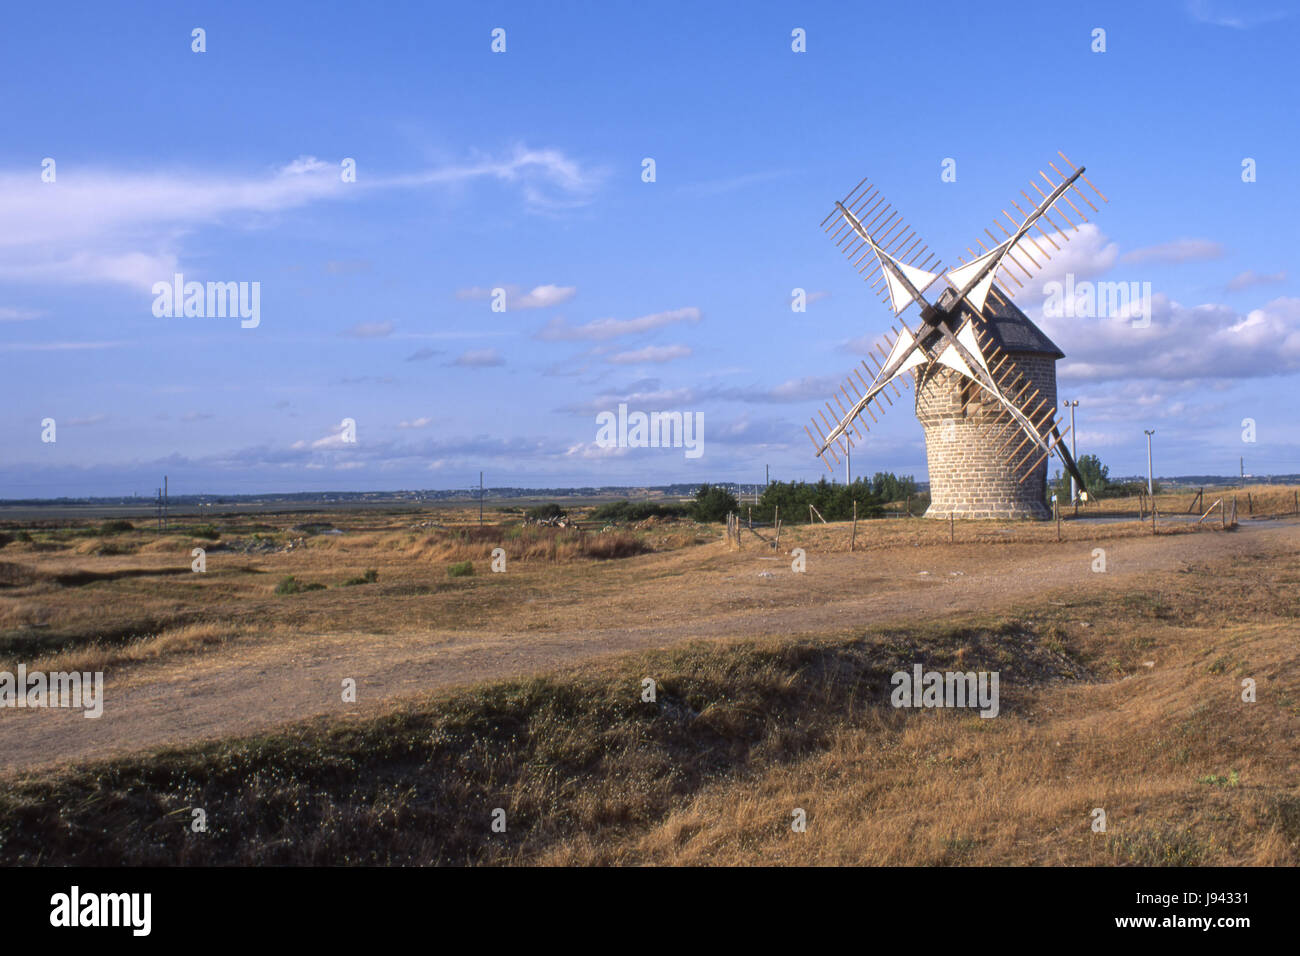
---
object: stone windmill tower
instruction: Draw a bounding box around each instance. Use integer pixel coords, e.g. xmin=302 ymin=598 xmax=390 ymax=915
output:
xmin=806 ymin=152 xmax=1107 ymax=519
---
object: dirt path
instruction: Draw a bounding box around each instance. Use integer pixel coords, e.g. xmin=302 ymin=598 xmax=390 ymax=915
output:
xmin=1 ymin=521 xmax=1293 ymax=776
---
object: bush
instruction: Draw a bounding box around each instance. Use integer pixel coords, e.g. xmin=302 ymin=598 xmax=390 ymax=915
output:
xmin=176 ymin=523 xmax=220 ymax=540
xmin=589 ymin=500 xmax=688 ymax=523
xmin=584 ymin=532 xmax=652 ymax=560
xmin=99 ymin=520 xmax=134 ymax=535
xmin=447 ymin=561 xmax=474 ymax=578
xmin=275 ymin=575 xmax=326 ymax=595
xmin=343 ymin=569 xmax=379 ymax=586
xmin=751 ymin=478 xmax=884 ymax=523
xmin=690 ymin=484 xmax=739 ymax=523
xmin=524 ymin=504 xmax=565 ymax=521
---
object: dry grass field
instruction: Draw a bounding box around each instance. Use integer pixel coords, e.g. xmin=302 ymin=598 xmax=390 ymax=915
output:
xmin=0 ymin=489 xmax=1295 ymax=865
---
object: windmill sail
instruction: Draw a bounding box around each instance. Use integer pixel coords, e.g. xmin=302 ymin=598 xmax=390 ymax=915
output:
xmin=807 ymin=154 xmax=1106 ymax=499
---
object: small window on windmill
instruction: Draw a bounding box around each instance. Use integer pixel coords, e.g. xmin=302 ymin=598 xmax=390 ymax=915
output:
xmin=960 ymin=377 xmax=988 ymax=419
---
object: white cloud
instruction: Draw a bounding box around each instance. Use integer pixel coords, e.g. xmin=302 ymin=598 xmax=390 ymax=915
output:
xmin=1047 ymin=295 xmax=1300 ymax=383
xmin=536 ymin=307 xmax=701 ymax=341
xmin=607 ymin=344 xmax=692 ymax=364
xmin=457 ymin=283 xmax=576 ymax=309
xmin=1226 ymin=269 xmax=1287 ymax=292
xmin=448 ymin=348 xmax=505 ymax=368
xmin=1120 ymin=238 xmax=1224 ymax=265
xmin=398 ymin=417 xmax=434 ymax=429
xmin=342 ymin=320 xmax=395 ymax=338
xmin=0 ymin=147 xmax=602 ymax=290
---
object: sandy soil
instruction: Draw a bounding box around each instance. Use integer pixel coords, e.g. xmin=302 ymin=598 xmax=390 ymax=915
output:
xmin=1 ymin=520 xmax=1293 ymax=776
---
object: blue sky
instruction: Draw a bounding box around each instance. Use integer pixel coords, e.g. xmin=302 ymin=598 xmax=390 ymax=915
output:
xmin=2 ymin=0 xmax=1297 ymax=496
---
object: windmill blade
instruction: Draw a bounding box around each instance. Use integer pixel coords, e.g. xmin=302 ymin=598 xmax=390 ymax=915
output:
xmin=949 ymin=153 xmax=1108 ymax=307
xmin=823 ymin=177 xmax=946 ymax=315
xmin=962 ymin=327 xmax=1090 ymax=493
xmin=811 ymin=326 xmax=929 ymax=459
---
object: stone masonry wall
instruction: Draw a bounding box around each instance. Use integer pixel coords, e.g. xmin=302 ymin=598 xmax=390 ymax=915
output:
xmin=914 ymin=353 xmax=1057 ymax=520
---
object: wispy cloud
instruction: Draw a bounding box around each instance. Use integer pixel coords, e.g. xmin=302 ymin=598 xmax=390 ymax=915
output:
xmin=1185 ymin=0 xmax=1291 ymax=29
xmin=536 ymin=306 xmax=701 ymax=342
xmin=457 ymin=283 xmax=576 ymax=309
xmin=1226 ymin=269 xmax=1287 ymax=292
xmin=0 ymin=147 xmax=603 ymax=290
xmin=405 ymin=347 xmax=444 ymax=362
xmin=341 ymin=320 xmax=395 ymax=338
xmin=1120 ymin=238 xmax=1224 ymax=265
xmin=0 ymin=340 xmax=121 ymax=351
xmin=447 ymin=348 xmax=505 ymax=368
xmin=607 ymin=344 xmax=692 ymax=364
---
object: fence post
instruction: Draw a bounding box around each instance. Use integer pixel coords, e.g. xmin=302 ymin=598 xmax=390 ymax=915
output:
xmin=774 ymin=506 xmax=781 ymax=547
xmin=851 ymin=500 xmax=858 ymax=552
xmin=949 ymin=512 xmax=954 ymax=543
xmin=1151 ymin=505 xmax=1157 ymax=535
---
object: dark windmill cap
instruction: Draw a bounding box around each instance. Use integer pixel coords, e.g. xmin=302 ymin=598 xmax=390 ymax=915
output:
xmin=978 ymin=294 xmax=1064 ymax=359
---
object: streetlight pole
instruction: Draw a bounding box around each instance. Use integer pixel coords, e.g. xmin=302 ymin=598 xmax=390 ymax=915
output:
xmin=1144 ymin=430 xmax=1155 ymax=497
xmin=1063 ymin=400 xmax=1079 ymax=509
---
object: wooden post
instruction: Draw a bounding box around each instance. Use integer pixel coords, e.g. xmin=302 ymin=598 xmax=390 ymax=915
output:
xmin=949 ymin=512 xmax=954 ymax=543
xmin=1138 ymin=492 xmax=1144 ymax=521
xmin=748 ymin=506 xmax=752 ymax=529
xmin=774 ymin=506 xmax=781 ymax=547
xmin=1151 ymin=505 xmax=1157 ymax=535
xmin=905 ymin=494 xmax=911 ymax=518
xmin=1056 ymin=505 xmax=1061 ymax=542
xmin=1294 ymin=490 xmax=1298 ymax=515
xmin=810 ymin=504 xmax=814 ymax=526
xmin=1248 ymin=492 xmax=1253 ymax=515
xmin=1221 ymin=500 xmax=1226 ymax=529
xmin=851 ymin=500 xmax=858 ymax=552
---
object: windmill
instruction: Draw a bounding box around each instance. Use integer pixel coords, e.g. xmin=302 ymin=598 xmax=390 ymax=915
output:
xmin=808 ymin=151 xmax=1107 ymax=519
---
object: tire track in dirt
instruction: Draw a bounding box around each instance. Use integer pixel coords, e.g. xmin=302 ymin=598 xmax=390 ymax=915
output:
xmin=0 ymin=522 xmax=1292 ymax=776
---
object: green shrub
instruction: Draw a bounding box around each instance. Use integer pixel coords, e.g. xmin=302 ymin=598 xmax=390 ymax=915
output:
xmin=524 ymin=504 xmax=565 ymax=521
xmin=749 ymin=478 xmax=886 ymax=523
xmin=99 ymin=520 xmax=134 ymax=535
xmin=343 ymin=569 xmax=379 ymax=586
xmin=175 ymin=523 xmax=220 ymax=540
xmin=277 ymin=575 xmax=326 ymax=594
xmin=690 ymin=484 xmax=739 ymax=523
xmin=447 ymin=560 xmax=474 ymax=578
xmin=589 ymin=500 xmax=688 ymax=523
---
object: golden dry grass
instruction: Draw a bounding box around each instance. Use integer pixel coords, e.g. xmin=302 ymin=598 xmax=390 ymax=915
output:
xmin=0 ymin=507 xmax=1294 ymax=866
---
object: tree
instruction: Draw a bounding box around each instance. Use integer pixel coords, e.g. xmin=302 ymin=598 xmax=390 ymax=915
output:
xmin=691 ymin=483 xmax=739 ymax=522
xmin=1053 ymin=453 xmax=1109 ymax=502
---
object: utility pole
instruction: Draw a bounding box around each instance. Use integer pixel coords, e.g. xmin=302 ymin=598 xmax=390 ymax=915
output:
xmin=1062 ymin=401 xmax=1079 ymax=507
xmin=1144 ymin=430 xmax=1155 ymax=497
xmin=846 ymin=443 xmax=851 ymax=486
xmin=164 ymin=475 xmax=168 ymax=530
xmin=765 ymin=464 xmax=769 ymax=489
xmin=1240 ymin=456 xmax=1244 ymax=485
xmin=479 ymin=471 xmax=484 ymax=527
